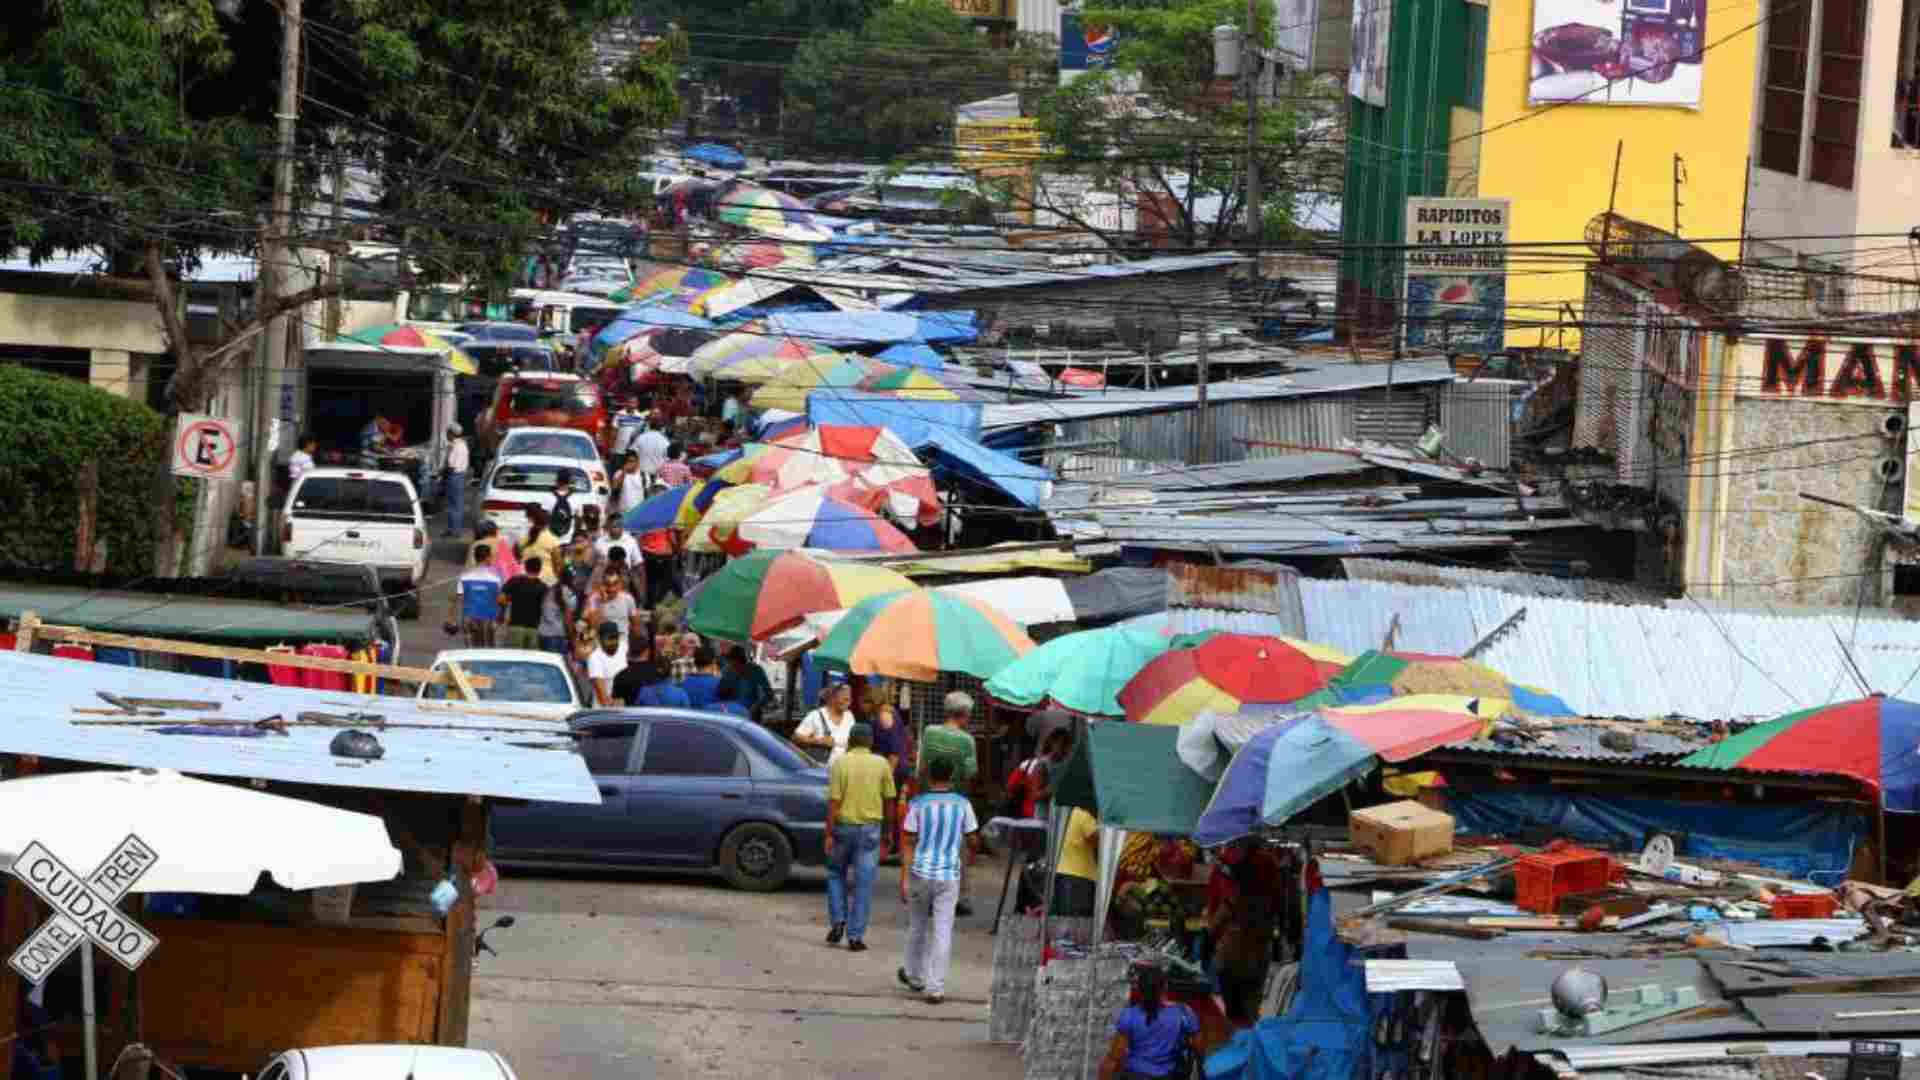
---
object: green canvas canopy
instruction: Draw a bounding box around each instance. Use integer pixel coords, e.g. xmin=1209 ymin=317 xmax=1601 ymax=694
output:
xmin=1052 ymin=721 xmax=1216 ymax=836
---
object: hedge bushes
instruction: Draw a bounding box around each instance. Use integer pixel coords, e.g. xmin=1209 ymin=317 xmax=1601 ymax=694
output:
xmin=0 ymin=365 xmax=193 ymax=576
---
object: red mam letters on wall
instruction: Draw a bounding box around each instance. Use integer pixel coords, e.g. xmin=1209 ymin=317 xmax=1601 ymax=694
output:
xmin=1762 ymin=338 xmax=1920 ymax=401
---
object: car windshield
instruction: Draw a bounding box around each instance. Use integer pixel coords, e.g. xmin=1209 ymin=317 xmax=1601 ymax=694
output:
xmin=423 ymin=660 xmax=573 ymax=703
xmin=292 ymin=477 xmax=414 ymax=517
xmin=569 ymin=307 xmax=623 ymax=333
xmin=512 ymin=382 xmax=597 ymax=413
xmin=493 ymin=464 xmax=589 ymax=491
xmin=467 ymin=344 xmax=554 ymax=378
xmin=499 ymin=432 xmax=596 ymax=461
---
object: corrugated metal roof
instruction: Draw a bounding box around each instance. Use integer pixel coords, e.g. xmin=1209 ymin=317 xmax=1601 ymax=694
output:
xmin=1340 ymin=558 xmax=1662 ymax=606
xmin=1052 ymin=504 xmax=1581 ymax=557
xmin=1167 ymin=561 xmax=1304 ymax=615
xmin=0 ymin=652 xmax=597 ymax=803
xmin=1056 ymin=454 xmax=1371 ymax=490
xmin=1120 ymin=608 xmax=1305 ymax=638
xmin=980 ymin=360 xmax=1458 ymax=430
xmin=1455 ymin=722 xmax=1711 ymax=762
xmin=1300 ymin=579 xmax=1920 ymax=720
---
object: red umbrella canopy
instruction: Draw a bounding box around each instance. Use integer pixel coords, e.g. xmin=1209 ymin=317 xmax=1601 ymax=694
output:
xmin=1118 ymin=634 xmax=1350 ymax=726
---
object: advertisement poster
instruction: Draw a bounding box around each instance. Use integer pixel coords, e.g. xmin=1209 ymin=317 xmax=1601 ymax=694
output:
xmin=1404 ymin=197 xmax=1510 ymax=351
xmin=1061 ymin=12 xmax=1118 ymax=71
xmin=1348 ymin=0 xmax=1390 ymax=106
xmin=1529 ymin=0 xmax=1705 ymax=107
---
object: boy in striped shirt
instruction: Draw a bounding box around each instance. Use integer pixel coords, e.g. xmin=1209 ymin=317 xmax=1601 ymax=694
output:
xmin=897 ymin=757 xmax=978 ymax=1005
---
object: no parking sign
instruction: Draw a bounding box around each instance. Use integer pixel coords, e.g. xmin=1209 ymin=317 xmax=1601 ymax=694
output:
xmin=171 ymin=413 xmax=241 ymax=481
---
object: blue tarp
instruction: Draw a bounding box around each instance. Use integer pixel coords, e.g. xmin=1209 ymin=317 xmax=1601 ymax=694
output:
xmin=918 ymin=429 xmax=1052 ymax=509
xmin=877 ymin=343 xmax=946 ymax=369
xmin=806 ymin=396 xmax=982 ymax=446
xmin=1446 ymin=788 xmax=1866 ymax=883
xmin=1207 ymin=889 xmax=1408 ymax=1080
xmin=685 ymin=143 xmax=746 ymax=170
xmin=763 ymin=310 xmax=978 ymax=347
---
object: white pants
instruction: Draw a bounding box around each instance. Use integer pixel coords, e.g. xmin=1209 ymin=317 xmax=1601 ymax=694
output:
xmin=904 ymin=874 xmax=960 ymax=995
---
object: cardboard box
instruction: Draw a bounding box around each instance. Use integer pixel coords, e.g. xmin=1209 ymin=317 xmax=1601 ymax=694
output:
xmin=1350 ymin=800 xmax=1455 ymax=866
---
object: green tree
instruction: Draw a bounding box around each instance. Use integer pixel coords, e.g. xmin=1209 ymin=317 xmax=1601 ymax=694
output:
xmin=0 ymin=0 xmax=679 ymax=573
xmin=653 ymin=0 xmax=879 ymax=128
xmin=782 ymin=0 xmax=1049 ymax=160
xmin=1026 ymin=0 xmax=1342 ymax=248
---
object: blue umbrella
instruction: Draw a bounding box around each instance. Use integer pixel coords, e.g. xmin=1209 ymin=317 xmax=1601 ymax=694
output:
xmin=624 ymin=484 xmax=697 ymax=533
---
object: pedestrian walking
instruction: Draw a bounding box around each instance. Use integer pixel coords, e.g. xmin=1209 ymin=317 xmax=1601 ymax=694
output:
xmin=449 ymin=544 xmax=502 ymax=648
xmin=796 ymin=682 xmax=857 ymax=766
xmin=443 ymin=422 xmax=470 ymax=537
xmin=898 ymin=758 xmax=977 ymax=1004
xmin=718 ymin=645 xmax=773 ymax=723
xmin=826 ymin=723 xmax=895 ymax=952
xmin=499 ymin=557 xmax=548 ymax=650
xmin=585 ymin=620 xmax=625 ymax=706
xmin=634 ymin=414 xmax=670 ymax=490
xmin=659 ymin=440 xmax=692 ymax=488
xmin=612 ymin=451 xmax=647 ymax=520
xmin=540 ymin=564 xmax=585 ymax=656
xmin=867 ymin=680 xmax=911 ymax=860
xmin=918 ymin=690 xmax=981 ymax=916
xmin=289 ymin=434 xmax=318 ymax=485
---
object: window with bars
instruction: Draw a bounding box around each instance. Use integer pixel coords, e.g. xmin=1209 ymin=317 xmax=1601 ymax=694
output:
xmin=1811 ymin=0 xmax=1866 ymax=188
xmin=1759 ymin=0 xmax=1813 ymax=175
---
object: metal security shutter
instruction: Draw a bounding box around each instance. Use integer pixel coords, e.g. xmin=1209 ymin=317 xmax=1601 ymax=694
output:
xmin=1439 ymin=381 xmax=1515 ymax=468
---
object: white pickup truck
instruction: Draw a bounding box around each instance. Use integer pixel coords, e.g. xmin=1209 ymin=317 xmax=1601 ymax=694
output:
xmin=277 ymin=468 xmax=428 ymax=617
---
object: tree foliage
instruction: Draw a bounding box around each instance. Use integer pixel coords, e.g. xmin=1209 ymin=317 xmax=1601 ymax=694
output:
xmin=653 ymin=0 xmax=879 ymax=121
xmin=782 ymin=0 xmax=1054 ymax=160
xmin=0 ymin=366 xmax=190 ymax=576
xmin=1025 ymin=0 xmax=1343 ymax=247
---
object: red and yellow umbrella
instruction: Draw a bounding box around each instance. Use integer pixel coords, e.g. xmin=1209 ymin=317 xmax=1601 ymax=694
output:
xmin=344 ymin=323 xmax=477 ymax=375
xmin=1118 ymin=634 xmax=1352 ymax=726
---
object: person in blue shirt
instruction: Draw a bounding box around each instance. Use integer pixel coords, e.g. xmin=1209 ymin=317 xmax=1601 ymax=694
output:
xmin=612 ymin=641 xmax=690 ymax=708
xmin=680 ymin=645 xmax=723 ymax=708
xmin=447 ymin=544 xmax=503 ymax=647
xmin=718 ymin=645 xmax=774 ymax=721
xmin=1098 ymin=963 xmax=1200 ymax=1080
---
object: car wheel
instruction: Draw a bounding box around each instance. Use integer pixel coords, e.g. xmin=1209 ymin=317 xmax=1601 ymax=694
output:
xmin=719 ymin=822 xmax=792 ymax=892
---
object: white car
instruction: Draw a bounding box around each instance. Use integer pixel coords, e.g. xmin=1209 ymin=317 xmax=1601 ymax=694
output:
xmin=479 ymin=455 xmax=607 ymax=544
xmin=417 ymin=648 xmax=587 ymax=726
xmin=277 ymin=468 xmax=428 ymax=616
xmin=254 ymin=1044 xmax=518 ymax=1080
xmin=496 ymin=426 xmax=608 ymax=494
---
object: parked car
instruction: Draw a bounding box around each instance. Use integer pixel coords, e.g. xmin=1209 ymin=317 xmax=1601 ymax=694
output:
xmin=417 ymin=648 xmax=587 ymax=726
xmin=479 ymin=455 xmax=605 ymax=544
xmin=223 ymin=558 xmax=400 ymax=663
xmin=276 ymin=468 xmax=427 ymax=617
xmin=475 ymin=372 xmax=610 ymax=458
xmin=495 ymin=426 xmax=608 ymax=497
xmin=491 ymin=708 xmax=829 ymax=891
xmin=254 ymin=1044 xmax=519 ymax=1080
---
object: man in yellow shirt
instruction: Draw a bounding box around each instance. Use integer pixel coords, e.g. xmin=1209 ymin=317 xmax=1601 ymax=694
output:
xmin=826 ymin=723 xmax=896 ymax=952
xmin=517 ymin=505 xmax=563 ymax=585
xmin=1051 ymin=807 xmax=1100 ymax=917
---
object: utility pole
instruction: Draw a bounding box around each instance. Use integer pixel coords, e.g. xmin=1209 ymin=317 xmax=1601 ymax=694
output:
xmin=1193 ymin=328 xmax=1211 ymax=464
xmin=254 ymin=0 xmax=301 ymax=555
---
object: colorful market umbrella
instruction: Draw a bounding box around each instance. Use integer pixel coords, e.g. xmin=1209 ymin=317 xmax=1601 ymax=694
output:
xmin=856 ymin=365 xmax=969 ymax=401
xmin=1117 ymin=634 xmax=1353 ymax=727
xmin=1318 ymin=650 xmax=1577 ymax=718
xmin=610 ymin=265 xmax=731 ymax=307
xmin=984 ymin=624 xmax=1205 ymax=717
xmin=734 ymin=488 xmax=917 ymax=554
xmin=815 ymin=590 xmax=1036 ymax=682
xmin=685 ymin=483 xmax=772 ymax=555
xmin=710 ymin=443 xmax=778 ymax=484
xmin=687 ymin=332 xmax=840 ymax=383
xmin=624 ymin=483 xmax=698 ymax=534
xmin=1675 ymin=696 xmax=1920 ymax=811
xmin=751 ymin=426 xmax=940 ymax=525
xmin=715 ymin=184 xmax=822 ymax=237
xmin=1193 ymin=700 xmax=1489 ymax=847
xmin=750 ymin=355 xmax=890 ymax=412
xmin=687 ymin=550 xmax=919 ymax=643
xmin=344 ymin=323 xmax=477 ymax=375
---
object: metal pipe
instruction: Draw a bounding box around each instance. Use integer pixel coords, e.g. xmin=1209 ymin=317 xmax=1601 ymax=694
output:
xmin=81 ymin=940 xmax=97 ymax=1080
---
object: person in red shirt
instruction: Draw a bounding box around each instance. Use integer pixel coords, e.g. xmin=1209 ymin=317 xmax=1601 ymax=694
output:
xmin=1206 ymin=839 xmax=1287 ymax=1024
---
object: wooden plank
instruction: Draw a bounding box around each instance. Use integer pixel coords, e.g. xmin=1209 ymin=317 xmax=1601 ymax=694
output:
xmin=33 ymin=625 xmax=489 ymax=689
xmin=1387 ymin=917 xmax=1505 ymax=940
xmin=443 ymin=660 xmax=480 ymax=704
xmin=1469 ymin=916 xmax=1573 ymax=930
xmin=436 ymin=798 xmax=485 ymax=1046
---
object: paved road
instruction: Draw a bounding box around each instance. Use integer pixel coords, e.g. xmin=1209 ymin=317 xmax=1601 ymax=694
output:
xmin=472 ymin=864 xmax=1025 ymax=1079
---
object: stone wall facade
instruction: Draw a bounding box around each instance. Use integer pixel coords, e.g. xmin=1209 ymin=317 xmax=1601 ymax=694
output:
xmin=1711 ymin=397 xmax=1897 ymax=607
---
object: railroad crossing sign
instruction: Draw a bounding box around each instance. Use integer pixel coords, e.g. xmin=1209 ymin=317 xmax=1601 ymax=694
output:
xmin=171 ymin=412 xmax=241 ymax=481
xmin=7 ymin=834 xmax=160 ymax=983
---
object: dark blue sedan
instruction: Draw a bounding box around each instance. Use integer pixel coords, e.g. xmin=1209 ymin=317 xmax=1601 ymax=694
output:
xmin=491 ymin=708 xmax=829 ymax=891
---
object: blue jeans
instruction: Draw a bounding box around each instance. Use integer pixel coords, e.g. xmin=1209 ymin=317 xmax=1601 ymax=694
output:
xmin=826 ymin=823 xmax=882 ymax=941
xmin=445 ymin=471 xmax=468 ymax=535
xmin=540 ymin=634 xmax=568 ymax=656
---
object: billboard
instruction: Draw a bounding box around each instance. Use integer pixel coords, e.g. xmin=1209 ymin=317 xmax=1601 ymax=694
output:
xmin=1529 ymin=0 xmax=1705 ymax=107
xmin=1061 ymin=12 xmax=1118 ymax=70
xmin=1404 ymin=197 xmax=1510 ymax=351
xmin=1348 ymin=0 xmax=1391 ymax=105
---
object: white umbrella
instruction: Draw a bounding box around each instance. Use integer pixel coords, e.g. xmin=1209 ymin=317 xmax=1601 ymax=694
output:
xmin=0 ymin=768 xmax=402 ymax=893
xmin=0 ymin=768 xmax=403 ymax=1079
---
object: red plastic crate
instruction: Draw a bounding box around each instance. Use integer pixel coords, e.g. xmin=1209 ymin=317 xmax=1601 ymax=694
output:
xmin=1770 ymin=893 xmax=1839 ymax=919
xmin=1514 ymin=847 xmax=1612 ymax=913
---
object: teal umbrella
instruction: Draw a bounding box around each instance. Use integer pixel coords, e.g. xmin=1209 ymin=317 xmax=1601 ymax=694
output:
xmin=984 ymin=624 xmax=1208 ymax=717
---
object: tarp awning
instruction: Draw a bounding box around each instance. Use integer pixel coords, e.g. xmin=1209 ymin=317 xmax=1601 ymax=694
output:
xmin=0 ymin=586 xmax=378 ymax=644
xmin=919 ymin=429 xmax=1052 ymax=508
xmin=806 ymin=397 xmax=983 ymax=446
xmin=1053 ymin=721 xmax=1215 ymax=835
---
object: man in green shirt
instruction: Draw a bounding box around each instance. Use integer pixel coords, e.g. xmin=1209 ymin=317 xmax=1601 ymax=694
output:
xmin=917 ymin=691 xmax=980 ymax=917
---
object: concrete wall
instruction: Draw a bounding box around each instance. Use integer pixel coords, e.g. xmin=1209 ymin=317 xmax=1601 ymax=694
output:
xmin=0 ymin=291 xmax=165 ymax=354
xmin=1711 ymin=396 xmax=1895 ymax=606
